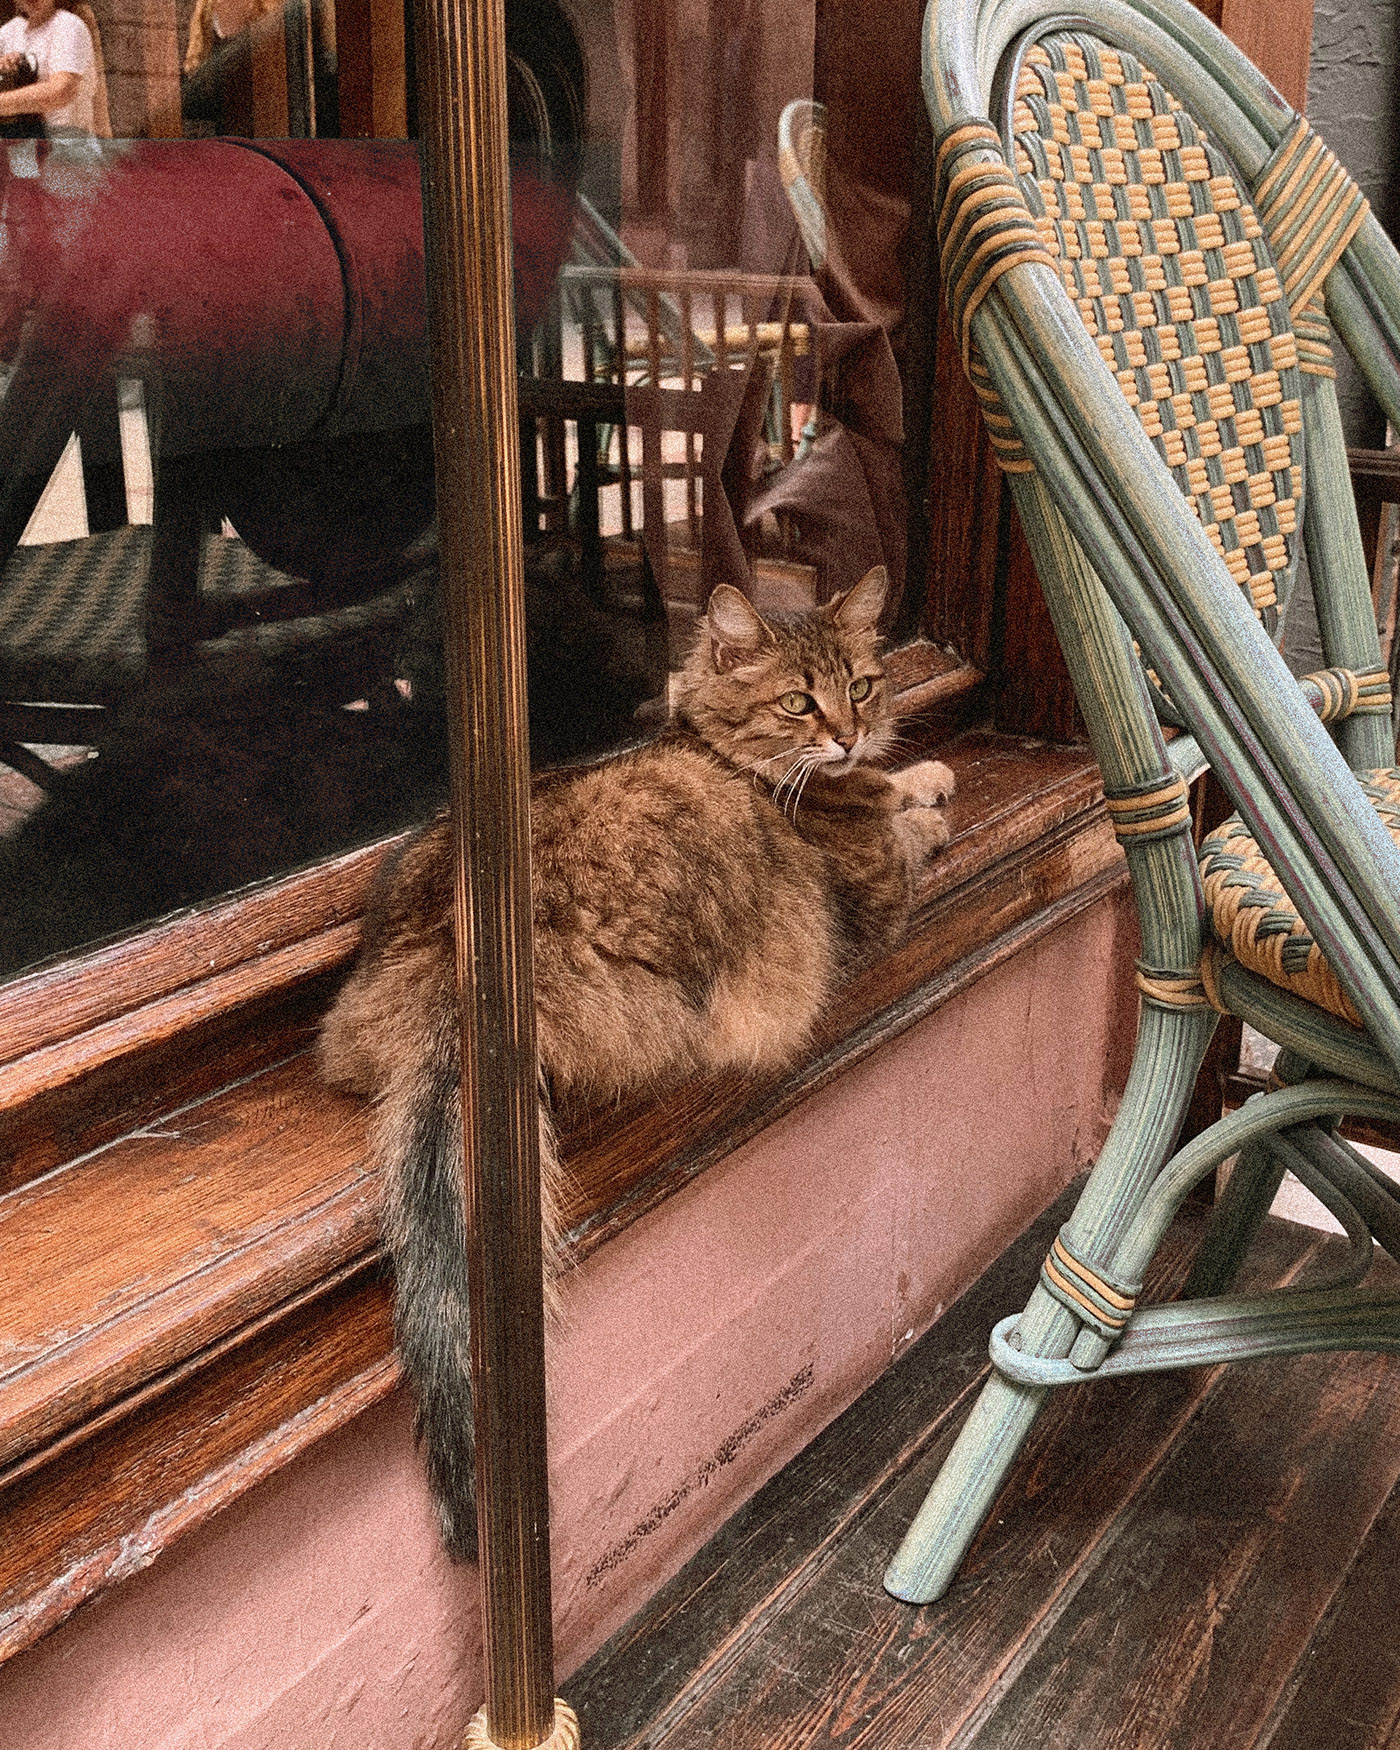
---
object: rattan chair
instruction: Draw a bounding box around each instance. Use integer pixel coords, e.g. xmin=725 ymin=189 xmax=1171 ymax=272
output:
xmin=885 ymin=0 xmax=1400 ymax=1605
xmin=778 ymin=98 xmax=827 ymax=274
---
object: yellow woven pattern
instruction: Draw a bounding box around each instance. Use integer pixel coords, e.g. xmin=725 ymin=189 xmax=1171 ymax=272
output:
xmin=1198 ymin=769 xmax=1400 ymax=1026
xmin=1297 ymin=665 xmax=1392 ymax=723
xmin=937 ymin=122 xmax=1058 ymax=363
xmin=1011 ymin=34 xmax=1304 ymax=620
xmin=1299 ymin=665 xmax=1360 ymax=722
xmin=1253 ymin=116 xmax=1370 ymax=376
xmin=1293 ymin=289 xmax=1336 ymax=379
xmin=968 ymin=353 xmax=1035 ymax=473
xmin=1136 ymin=966 xmax=1213 ymax=1008
xmin=1198 ymin=941 xmax=1230 ymax=1015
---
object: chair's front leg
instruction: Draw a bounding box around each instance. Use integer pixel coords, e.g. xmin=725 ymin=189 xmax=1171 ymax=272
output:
xmin=1182 ymin=1049 xmax=1318 ymax=1298
xmin=883 ymin=1280 xmax=1075 ymax=1603
xmin=1179 ymin=1141 xmax=1288 ymax=1299
xmin=884 ymin=1000 xmax=1217 ymax=1604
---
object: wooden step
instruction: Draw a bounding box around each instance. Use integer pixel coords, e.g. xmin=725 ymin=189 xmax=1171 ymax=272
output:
xmin=0 ymin=728 xmax=1130 ymax=1662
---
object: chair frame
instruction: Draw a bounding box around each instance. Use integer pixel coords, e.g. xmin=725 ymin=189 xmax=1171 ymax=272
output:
xmin=886 ymin=0 xmax=1400 ymax=1604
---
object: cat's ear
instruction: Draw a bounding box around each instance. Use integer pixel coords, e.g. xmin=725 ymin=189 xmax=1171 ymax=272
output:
xmin=830 ymin=566 xmax=889 ymax=635
xmin=706 ymin=584 xmax=772 ymax=671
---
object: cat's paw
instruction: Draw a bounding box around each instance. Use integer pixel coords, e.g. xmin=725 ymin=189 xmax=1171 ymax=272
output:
xmin=897 ymin=759 xmax=956 ymax=809
xmin=895 ymin=803 xmax=952 ymax=860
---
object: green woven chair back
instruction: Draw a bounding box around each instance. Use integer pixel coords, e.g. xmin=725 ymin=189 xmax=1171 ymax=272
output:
xmin=1009 ymin=32 xmax=1303 ymax=631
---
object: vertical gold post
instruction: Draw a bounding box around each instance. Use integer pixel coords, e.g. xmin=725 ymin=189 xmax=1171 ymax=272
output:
xmin=412 ymin=2 xmax=558 ymax=1748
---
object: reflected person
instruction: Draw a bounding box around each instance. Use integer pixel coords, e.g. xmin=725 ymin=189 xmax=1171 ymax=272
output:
xmin=0 ymin=0 xmax=94 ymax=137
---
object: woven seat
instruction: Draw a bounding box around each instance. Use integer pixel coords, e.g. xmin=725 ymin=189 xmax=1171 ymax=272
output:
xmin=1201 ymin=771 xmax=1400 ymax=1027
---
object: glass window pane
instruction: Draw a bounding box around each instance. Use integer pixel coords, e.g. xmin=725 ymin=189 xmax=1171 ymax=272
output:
xmin=0 ymin=0 xmax=924 ymax=977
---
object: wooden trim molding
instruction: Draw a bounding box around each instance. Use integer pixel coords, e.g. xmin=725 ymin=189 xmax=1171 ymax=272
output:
xmin=0 ymin=836 xmax=404 ymax=1196
xmin=0 ymin=727 xmax=1126 ymax=1662
xmin=1216 ymin=0 xmax=1315 ymax=111
xmin=0 ymin=640 xmax=969 ymax=1195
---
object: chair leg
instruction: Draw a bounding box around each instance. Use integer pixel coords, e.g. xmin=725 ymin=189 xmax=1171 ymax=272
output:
xmin=77 ymin=379 xmax=128 ymax=534
xmin=1182 ymin=1048 xmax=1317 ymax=1297
xmin=884 ymin=1001 xmax=1217 ymax=1605
xmin=146 ymin=453 xmax=216 ymax=666
xmin=0 ymin=739 xmax=61 ymax=789
xmin=883 ymin=1281 xmax=1075 ymax=1604
xmin=1178 ymin=1141 xmax=1287 ymax=1299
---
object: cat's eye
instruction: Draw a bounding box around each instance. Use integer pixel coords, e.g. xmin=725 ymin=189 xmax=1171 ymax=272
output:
xmin=849 ymin=676 xmax=873 ymax=702
xmin=779 ymin=690 xmax=817 ymax=715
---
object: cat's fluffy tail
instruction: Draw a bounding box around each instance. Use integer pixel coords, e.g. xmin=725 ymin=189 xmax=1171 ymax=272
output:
xmin=380 ymin=1052 xmax=559 ymax=1564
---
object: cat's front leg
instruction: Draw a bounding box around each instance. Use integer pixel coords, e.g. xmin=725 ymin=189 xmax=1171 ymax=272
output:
xmin=893 ymin=758 xmax=956 ymax=810
xmin=890 ymin=758 xmax=955 ymax=865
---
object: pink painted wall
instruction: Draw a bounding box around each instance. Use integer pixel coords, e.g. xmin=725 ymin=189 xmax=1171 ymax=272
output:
xmin=0 ymin=891 xmax=1138 ymax=1750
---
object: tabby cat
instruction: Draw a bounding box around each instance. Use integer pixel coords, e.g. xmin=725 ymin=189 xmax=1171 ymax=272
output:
xmin=318 ymin=565 xmax=955 ymax=1559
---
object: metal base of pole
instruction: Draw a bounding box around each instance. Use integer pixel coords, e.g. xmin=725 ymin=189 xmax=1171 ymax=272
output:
xmin=462 ymin=1698 xmax=581 ymax=1750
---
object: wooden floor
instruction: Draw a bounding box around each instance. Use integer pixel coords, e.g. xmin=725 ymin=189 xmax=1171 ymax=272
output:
xmin=570 ymin=1188 xmax=1400 ymax=1749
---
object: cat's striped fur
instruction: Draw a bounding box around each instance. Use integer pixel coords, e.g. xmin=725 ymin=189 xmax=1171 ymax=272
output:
xmin=317 ymin=567 xmax=954 ymax=1559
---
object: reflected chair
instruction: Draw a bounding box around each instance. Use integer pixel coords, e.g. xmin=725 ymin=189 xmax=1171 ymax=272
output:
xmin=549 ymin=258 xmax=818 ymax=596
xmin=886 ymin=0 xmax=1400 ymax=1603
xmin=0 ymin=520 xmax=410 ymax=787
xmin=778 ymin=99 xmax=825 ymax=465
xmin=778 ymin=98 xmax=827 ymax=275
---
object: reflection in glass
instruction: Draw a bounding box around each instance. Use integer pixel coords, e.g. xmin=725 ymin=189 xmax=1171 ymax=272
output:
xmin=0 ymin=0 xmax=917 ymax=978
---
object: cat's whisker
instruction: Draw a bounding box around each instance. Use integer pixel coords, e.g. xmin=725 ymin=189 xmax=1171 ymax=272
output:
xmin=778 ymin=750 xmax=823 ymax=820
xmin=776 ymin=749 xmax=815 ymax=805
xmin=746 ymin=750 xmax=798 ymax=778
xmin=867 ymin=733 xmax=911 ymax=767
xmin=738 ymin=747 xmax=805 ymax=789
xmin=768 ymin=749 xmax=813 ymax=813
xmin=788 ymin=755 xmax=823 ymax=819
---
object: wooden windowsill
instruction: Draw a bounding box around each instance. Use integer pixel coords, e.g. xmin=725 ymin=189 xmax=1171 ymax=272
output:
xmin=0 ymin=726 xmax=1126 ymax=1662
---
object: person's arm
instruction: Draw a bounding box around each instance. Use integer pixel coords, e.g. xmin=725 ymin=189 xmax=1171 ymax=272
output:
xmin=0 ymin=68 xmax=78 ymax=116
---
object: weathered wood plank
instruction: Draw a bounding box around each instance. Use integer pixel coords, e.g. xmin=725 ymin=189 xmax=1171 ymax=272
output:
xmin=0 ymin=1060 xmax=376 ymax=1467
xmin=569 ymin=1186 xmax=1084 ymax=1747
xmin=1261 ymin=1448 xmax=1400 ymax=1749
xmin=572 ymin=1209 xmax=1326 ymax=1750
xmin=962 ymin=1258 xmax=1400 ymax=1750
xmin=0 ymin=970 xmax=340 ymax=1196
xmin=0 ymin=1267 xmax=396 ymax=1659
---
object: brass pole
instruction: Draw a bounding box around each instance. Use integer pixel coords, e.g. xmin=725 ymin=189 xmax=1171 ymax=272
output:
xmin=411 ymin=2 xmax=566 ymax=1748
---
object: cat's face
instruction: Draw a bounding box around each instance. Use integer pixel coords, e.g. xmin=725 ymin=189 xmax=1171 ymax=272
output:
xmin=676 ymin=567 xmax=897 ymax=788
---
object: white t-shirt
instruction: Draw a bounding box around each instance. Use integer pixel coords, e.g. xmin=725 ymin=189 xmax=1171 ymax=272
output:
xmin=0 ymin=8 xmax=95 ymax=135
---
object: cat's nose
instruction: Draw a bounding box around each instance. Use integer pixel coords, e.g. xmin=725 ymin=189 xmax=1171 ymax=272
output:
xmin=834 ymin=730 xmax=857 ymax=752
